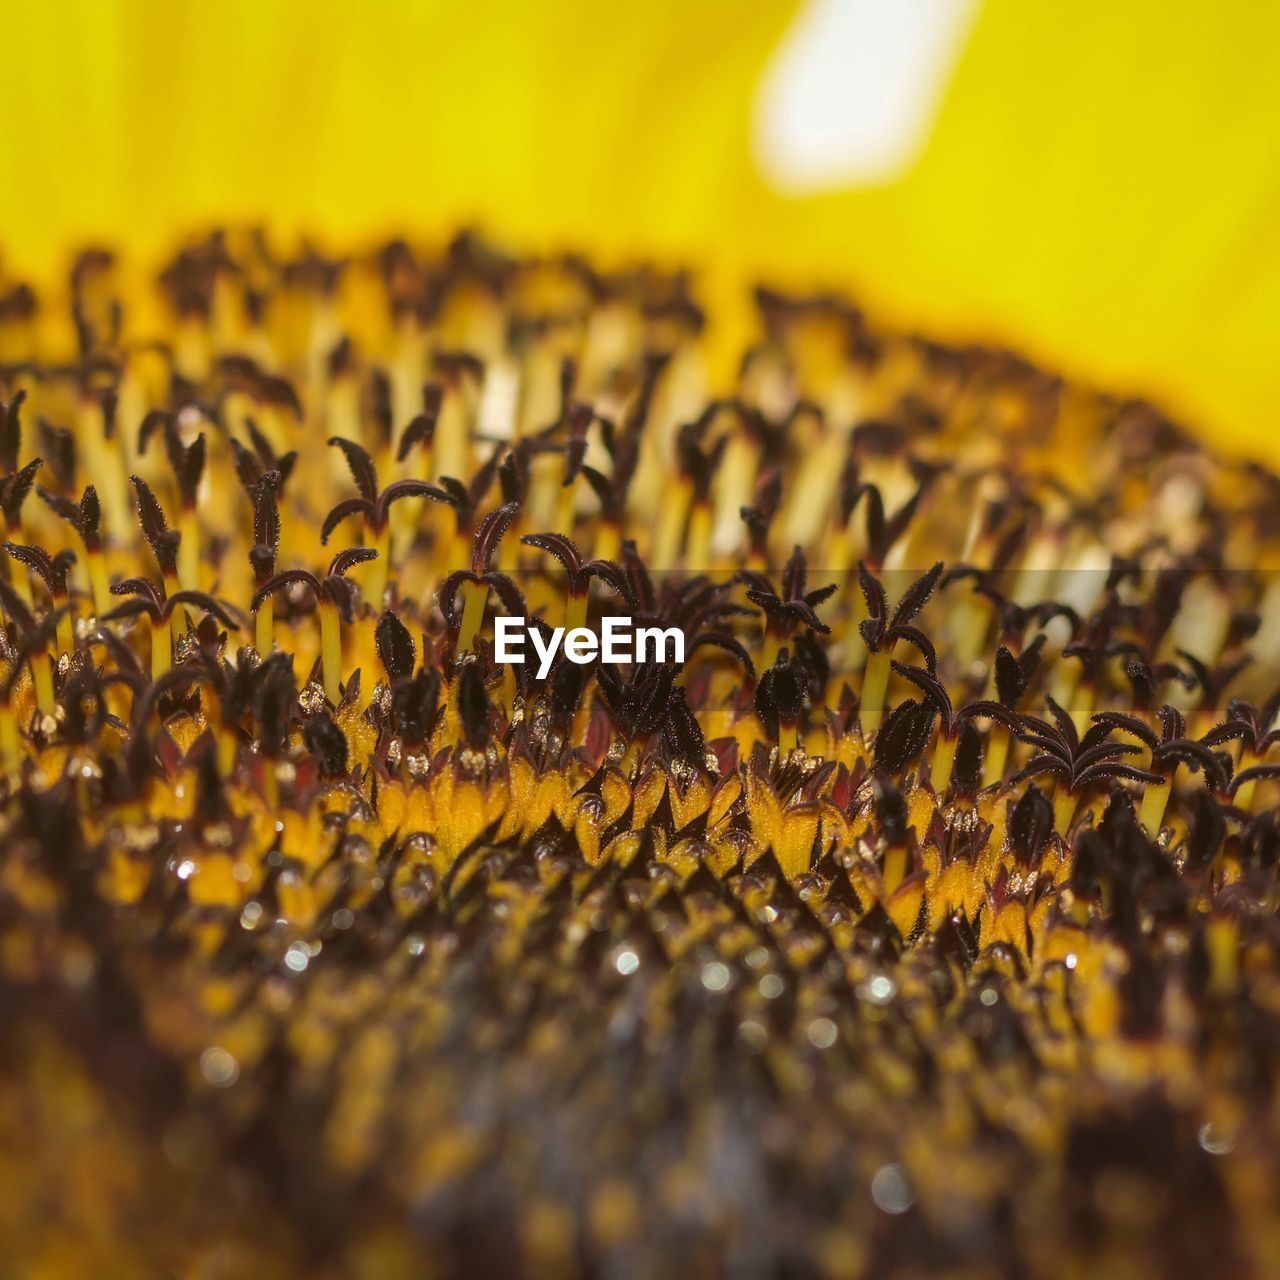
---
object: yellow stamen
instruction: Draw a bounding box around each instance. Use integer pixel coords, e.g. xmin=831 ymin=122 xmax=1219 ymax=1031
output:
xmin=86 ymin=549 xmax=112 ymax=619
xmin=55 ymin=600 xmax=75 ymax=656
xmin=1052 ymin=786 xmax=1077 ymax=836
xmin=982 ymin=723 xmax=1011 ymax=789
xmin=178 ymin=509 xmax=201 ymax=592
xmin=30 ymin=649 xmax=55 ymax=717
xmin=1070 ymin=681 xmax=1095 ymax=737
xmin=882 ymin=844 xmax=907 ymax=896
xmin=263 ymin=760 xmax=280 ymax=812
xmin=953 ymin=595 xmax=990 ymax=668
xmin=555 ymin=483 xmax=576 ymax=538
xmin=594 ymin=522 xmax=621 ymax=566
xmin=164 ymin=572 xmax=186 ymax=647
xmin=319 ymin=601 xmax=342 ymax=704
xmin=1205 ymin=915 xmax=1237 ymax=997
xmin=861 ymin=649 xmax=893 ymax=739
xmin=651 ymin=480 xmax=690 ymax=572
xmin=0 ymin=702 xmax=20 ymax=774
xmin=685 ymin=502 xmax=712 ymax=570
xmin=1139 ymin=776 xmax=1173 ymax=835
xmin=255 ymin=596 xmax=275 ymax=656
xmin=9 ymin=563 xmax=32 ymax=609
xmin=217 ymin=729 xmax=238 ymax=780
xmin=565 ymin=590 xmax=589 ymax=634
xmin=366 ymin=525 xmax=390 ymax=607
xmin=435 ymin=391 xmax=469 ymax=485
xmin=436 ymin=516 xmax=462 ymax=575
xmin=760 ymin=631 xmax=782 ymax=676
xmin=457 ymin=579 xmax=490 ymax=654
xmin=1234 ymin=753 xmax=1258 ymax=811
xmin=151 ymin=619 xmax=171 ymax=682
xmin=930 ymin=732 xmax=957 ymax=796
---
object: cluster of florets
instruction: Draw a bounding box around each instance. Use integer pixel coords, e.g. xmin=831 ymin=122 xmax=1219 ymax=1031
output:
xmin=0 ymin=232 xmax=1277 ymax=1277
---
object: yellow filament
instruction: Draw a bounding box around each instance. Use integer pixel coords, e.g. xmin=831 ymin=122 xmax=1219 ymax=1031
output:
xmin=953 ymin=596 xmax=990 ymax=668
xmin=366 ymin=525 xmax=390 ymax=607
xmin=263 ymin=761 xmax=280 ymax=813
xmin=778 ymin=721 xmax=798 ymax=755
xmin=1050 ymin=659 xmax=1081 ymax=716
xmin=845 ymin=590 xmax=869 ymax=674
xmin=882 ymin=844 xmax=907 ymax=896
xmin=565 ymin=591 xmax=589 ymax=634
xmin=498 ymin=664 xmax=517 ymax=721
xmin=1052 ymin=786 xmax=1077 ymax=837
xmin=498 ymin=512 xmax=523 ymax=574
xmin=457 ymin=579 xmax=490 ymax=654
xmin=55 ymin=600 xmax=75 ymax=656
xmin=823 ymin=524 xmax=851 ymax=579
xmin=760 ymin=631 xmax=782 ymax=676
xmin=527 ymin=453 xmax=562 ymax=530
xmin=392 ymin=441 xmax=435 ymax=549
xmin=178 ymin=509 xmax=201 ymax=592
xmin=77 ymin=411 xmax=113 ymax=540
xmin=217 ymin=729 xmax=238 ymax=779
xmin=435 ymin=393 xmax=469 ymax=485
xmin=319 ymin=601 xmax=342 ymax=704
xmin=0 ymin=703 xmax=20 ymax=774
xmin=1070 ymin=681 xmax=1095 ymax=737
xmin=255 ymin=596 xmax=274 ymax=655
xmin=151 ymin=619 xmax=171 ymax=682
xmin=278 ymin=502 xmax=298 ymax=571
xmin=685 ymin=503 xmax=712 ymax=570
xmin=555 ymin=482 xmax=575 ymax=537
xmin=1205 ymin=916 xmax=1238 ymax=997
xmin=164 ymin=573 xmax=187 ymax=647
xmin=861 ymin=649 xmax=893 ymax=739
xmin=593 ymin=522 xmax=621 ymax=566
xmin=9 ymin=563 xmax=32 ymax=608
xmin=930 ymin=732 xmax=958 ymax=796
xmin=416 ymin=443 xmax=435 ymax=489
xmin=983 ymin=724 xmax=1011 ymax=789
xmin=1139 ymin=776 xmax=1173 ymax=834
xmin=258 ymin=405 xmax=287 ymax=455
xmin=651 ymin=481 xmax=690 ymax=572
xmin=30 ymin=650 xmax=55 ymax=717
xmin=436 ymin=517 xmax=461 ymax=575
xmin=712 ymin=436 xmax=761 ymax=557
xmin=86 ymin=549 xmax=112 ymax=619
xmin=1234 ymin=750 xmax=1258 ymax=811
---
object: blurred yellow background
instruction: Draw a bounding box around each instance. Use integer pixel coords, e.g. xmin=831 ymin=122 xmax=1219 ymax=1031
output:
xmin=2 ymin=0 xmax=1279 ymax=457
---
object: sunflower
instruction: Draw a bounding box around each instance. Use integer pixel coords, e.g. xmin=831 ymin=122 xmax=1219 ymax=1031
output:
xmin=3 ymin=6 xmax=1280 ymax=1277
xmin=0 ymin=229 xmax=1277 ymax=1277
